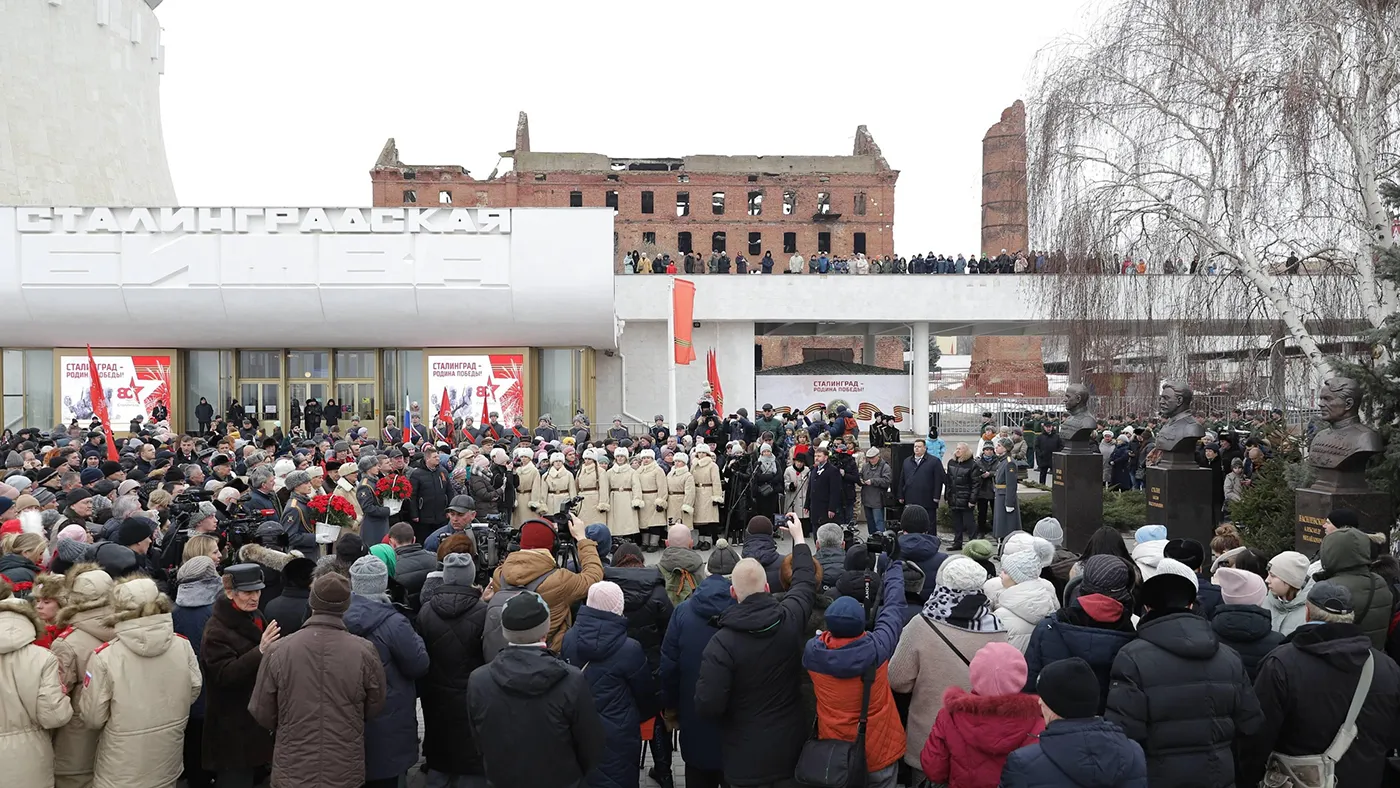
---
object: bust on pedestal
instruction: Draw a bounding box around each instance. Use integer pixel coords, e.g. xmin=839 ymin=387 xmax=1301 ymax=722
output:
xmin=1145 ymin=380 xmax=1214 ymax=544
xmin=1054 ymin=383 xmax=1104 ymax=551
xmin=1296 ymin=376 xmax=1389 ymax=552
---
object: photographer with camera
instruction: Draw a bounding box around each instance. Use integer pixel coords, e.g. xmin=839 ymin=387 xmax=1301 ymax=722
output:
xmin=486 ymin=513 xmax=604 ymax=653
xmin=425 ymin=495 xmax=476 ymax=554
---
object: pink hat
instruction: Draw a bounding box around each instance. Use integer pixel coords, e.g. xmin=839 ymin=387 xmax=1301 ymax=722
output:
xmin=969 ymin=642 xmax=1027 ymax=696
xmin=57 ymin=524 xmax=89 ymax=543
xmin=1215 ymin=567 xmax=1267 ymax=606
xmin=586 ymin=581 xmax=626 ymax=616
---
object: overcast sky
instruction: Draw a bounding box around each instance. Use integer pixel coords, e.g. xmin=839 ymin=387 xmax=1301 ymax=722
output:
xmin=157 ymin=0 xmax=1093 ymax=253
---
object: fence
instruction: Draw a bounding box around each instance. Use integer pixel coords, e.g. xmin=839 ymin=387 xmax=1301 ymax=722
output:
xmin=930 ymin=394 xmax=1319 ymax=437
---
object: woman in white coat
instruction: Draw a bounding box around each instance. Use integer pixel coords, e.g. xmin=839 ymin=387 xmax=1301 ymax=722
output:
xmin=689 ymin=444 xmax=724 ymax=544
xmin=542 ymin=452 xmax=578 ymax=516
xmin=637 ymin=449 xmax=669 ymax=550
xmin=664 ymin=453 xmax=697 ymax=528
xmin=512 ymin=447 xmax=543 ymax=526
xmin=575 ymin=449 xmax=610 ymax=526
xmin=988 ymin=550 xmax=1060 ymax=652
xmin=0 ymin=591 xmax=73 ymax=788
xmin=605 ymin=448 xmax=643 ymax=539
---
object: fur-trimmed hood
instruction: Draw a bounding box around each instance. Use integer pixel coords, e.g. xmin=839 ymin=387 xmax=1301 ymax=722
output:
xmin=240 ymin=542 xmax=296 ymax=571
xmin=0 ymin=596 xmax=44 ymax=652
xmin=30 ymin=572 xmax=69 ymax=604
xmin=938 ymin=685 xmax=1046 ymax=756
xmin=54 ymin=562 xmax=115 ymax=625
xmin=104 ymin=576 xmax=177 ymax=658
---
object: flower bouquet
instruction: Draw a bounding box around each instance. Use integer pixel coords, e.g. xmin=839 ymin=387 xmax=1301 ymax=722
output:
xmin=308 ymin=493 xmax=358 ymax=543
xmin=375 ymin=474 xmax=412 ymax=515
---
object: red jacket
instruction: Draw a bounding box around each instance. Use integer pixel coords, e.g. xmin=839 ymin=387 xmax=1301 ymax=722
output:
xmin=920 ymin=686 xmax=1045 ymax=788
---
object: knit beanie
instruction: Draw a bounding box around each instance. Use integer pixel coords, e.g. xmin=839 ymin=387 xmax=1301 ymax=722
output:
xmin=1001 ymin=550 xmax=1043 ymax=585
xmin=707 ymin=539 xmax=740 ymax=577
xmin=1079 ymin=555 xmax=1132 ymax=601
xmin=584 ymin=524 xmax=612 ymax=556
xmin=1030 ymin=536 xmax=1055 ymax=568
xmin=520 ymin=521 xmax=556 ymax=551
xmin=823 ymin=595 xmax=866 ymax=638
xmin=900 ymin=504 xmax=932 ymax=534
xmin=962 ymin=540 xmax=995 ymax=562
xmin=586 ymin=581 xmax=626 ymax=615
xmin=939 ymin=556 xmax=989 ymax=592
xmin=309 ymin=572 xmax=352 ymax=615
xmin=1216 ymin=567 xmax=1267 ymax=606
xmin=1267 ymin=551 xmax=1310 ymax=591
xmin=56 ymin=538 xmax=90 ymax=567
xmin=1164 ymin=538 xmax=1206 ymax=571
xmin=501 ymin=591 xmax=550 ymax=645
xmin=746 ymin=516 xmax=773 ymax=536
xmin=1140 ymin=557 xmax=1200 ymax=610
xmin=1135 ymin=524 xmax=1168 ymax=543
xmin=115 ymin=516 xmax=155 ymax=547
xmin=334 ymin=533 xmax=368 ymax=564
xmin=1037 ymin=657 xmax=1101 ymax=719
xmin=442 ymin=552 xmax=476 ymax=587
xmin=1033 ymin=517 xmax=1064 ymax=547
xmin=350 ymin=555 xmax=389 ymax=597
xmin=176 ymin=555 xmax=219 ymax=584
xmin=969 ymin=642 xmax=1028 ymax=696
xmin=1002 ymin=531 xmax=1036 ymax=558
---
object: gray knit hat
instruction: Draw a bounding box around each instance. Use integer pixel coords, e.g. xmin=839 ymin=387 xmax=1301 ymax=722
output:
xmin=284 ymin=470 xmax=313 ymax=491
xmin=350 ymin=555 xmax=389 ymax=597
xmin=1080 ymin=555 xmax=1132 ymax=602
xmin=442 ymin=552 xmax=477 ymax=587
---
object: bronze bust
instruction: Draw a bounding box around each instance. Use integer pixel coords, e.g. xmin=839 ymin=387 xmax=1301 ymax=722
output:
xmin=1307 ymin=376 xmax=1383 ymax=491
xmin=1060 ymin=383 xmax=1099 ymax=451
xmin=1155 ymin=380 xmax=1205 ymax=469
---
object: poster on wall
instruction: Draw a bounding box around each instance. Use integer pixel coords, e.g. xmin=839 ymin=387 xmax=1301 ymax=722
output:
xmin=755 ymin=375 xmax=910 ymax=428
xmin=427 ymin=354 xmax=525 ymax=430
xmin=60 ymin=354 xmax=172 ymax=426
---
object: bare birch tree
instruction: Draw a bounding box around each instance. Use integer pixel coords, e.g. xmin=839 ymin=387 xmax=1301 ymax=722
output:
xmin=1029 ymin=0 xmax=1400 ymax=378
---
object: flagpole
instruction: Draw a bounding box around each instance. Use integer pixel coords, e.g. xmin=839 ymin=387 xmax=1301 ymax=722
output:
xmin=668 ymin=277 xmax=679 ymax=429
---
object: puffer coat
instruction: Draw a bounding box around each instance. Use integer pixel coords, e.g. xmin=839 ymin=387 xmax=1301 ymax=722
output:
xmin=562 ymin=606 xmax=658 ymax=788
xmin=944 ymin=455 xmax=979 ymax=510
xmin=0 ymin=597 xmax=73 ymax=788
xmin=50 ymin=564 xmax=116 ymax=788
xmin=1316 ymin=527 xmax=1394 ymax=649
xmin=342 ymin=595 xmax=430 ymax=781
xmin=78 ymin=581 xmax=203 ymax=788
xmin=415 ymin=581 xmax=488 ymax=777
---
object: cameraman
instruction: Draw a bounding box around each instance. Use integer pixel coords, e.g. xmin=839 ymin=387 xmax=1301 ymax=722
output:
xmin=157 ymin=500 xmax=220 ymax=571
xmin=488 ymin=514 xmax=604 ymax=651
xmin=425 ymin=495 xmax=476 ymax=553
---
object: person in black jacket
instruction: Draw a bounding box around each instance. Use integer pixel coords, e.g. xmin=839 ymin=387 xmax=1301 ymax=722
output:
xmin=1238 ymin=580 xmax=1400 ymax=788
xmin=303 ymin=397 xmax=323 ymax=435
xmin=195 ymin=397 xmax=215 ymax=435
xmin=943 ymin=443 xmax=979 ymax=551
xmin=805 ymin=447 xmax=844 ymax=524
xmin=1106 ymin=559 xmax=1263 ymax=788
xmin=829 ymin=445 xmax=860 ymax=526
xmin=416 ymin=553 xmax=489 ymax=787
xmin=202 ymin=565 xmax=279 ymax=786
xmin=387 ymin=522 xmax=437 ymax=610
xmin=263 ymin=557 xmax=314 ymax=636
xmin=1034 ymin=422 xmax=1064 ymax=485
xmin=1208 ymin=567 xmax=1284 ymax=680
xmin=468 ymin=591 xmax=605 ymax=788
xmin=695 ymin=516 xmax=817 ymax=787
xmin=606 ymin=542 xmax=677 ymax=786
xmin=407 ymin=449 xmax=453 ymax=544
xmin=899 ymin=439 xmax=945 ymax=512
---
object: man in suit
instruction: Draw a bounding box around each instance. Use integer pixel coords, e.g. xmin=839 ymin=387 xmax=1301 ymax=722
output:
xmin=899 ymin=438 xmax=946 ymax=511
xmin=805 ymin=446 xmax=845 ymax=524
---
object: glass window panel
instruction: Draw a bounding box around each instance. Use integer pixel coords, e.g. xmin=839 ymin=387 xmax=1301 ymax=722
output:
xmin=539 ymin=349 xmax=575 ymax=426
xmin=334 ymin=350 xmax=375 ymax=379
xmin=239 ymin=350 xmax=281 ymax=379
xmin=3 ymin=350 xmax=23 ymax=396
xmin=287 ymin=351 xmax=329 ymax=379
xmin=23 ymin=350 xmax=53 ymax=430
xmin=186 ymin=350 xmax=223 ymax=433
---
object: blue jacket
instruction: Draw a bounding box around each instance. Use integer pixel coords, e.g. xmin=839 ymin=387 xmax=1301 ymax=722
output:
xmin=659 ymin=575 xmax=734 ymax=771
xmin=896 ymin=533 xmax=947 ymax=602
xmin=802 ymin=564 xmax=906 ymax=675
xmin=742 ymin=533 xmax=784 ymax=590
xmin=562 ymin=606 xmax=658 ymax=788
xmin=1023 ymin=598 xmax=1137 ymax=713
xmin=1196 ymin=575 xmax=1223 ymax=619
xmin=900 ymin=454 xmax=945 ymax=509
xmin=343 ymin=595 xmax=430 ymax=781
xmin=1000 ymin=718 xmax=1147 ymax=788
xmin=924 ymin=437 xmax=947 ymax=460
xmin=423 ymin=522 xmax=466 ymax=554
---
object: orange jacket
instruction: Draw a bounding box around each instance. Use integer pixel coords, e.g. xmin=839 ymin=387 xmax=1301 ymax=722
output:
xmin=807 ymin=632 xmax=907 ymax=772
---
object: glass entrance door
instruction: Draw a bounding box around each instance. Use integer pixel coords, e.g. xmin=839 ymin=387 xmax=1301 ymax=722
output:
xmin=239 ymin=382 xmax=281 ymax=432
xmin=288 ymin=382 xmax=329 ymax=435
xmin=336 ymin=381 xmax=377 ymax=434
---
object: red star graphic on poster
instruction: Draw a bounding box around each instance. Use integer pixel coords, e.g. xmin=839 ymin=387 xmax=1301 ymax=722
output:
xmin=127 ymin=377 xmax=145 ymax=402
xmin=483 ymin=377 xmax=500 ymax=402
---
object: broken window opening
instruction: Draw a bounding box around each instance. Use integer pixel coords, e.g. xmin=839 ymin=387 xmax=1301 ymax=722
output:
xmin=747 ymin=174 xmax=758 ymax=182
xmin=854 ymin=192 xmax=867 ymax=216
xmin=610 ymin=161 xmax=627 ymax=171
xmin=677 ymin=231 xmax=693 ymax=254
xmin=712 ymin=231 xmax=727 ymax=253
xmin=607 ymin=174 xmax=620 ymax=182
xmin=402 ymin=190 xmax=417 ymax=204
xmin=642 ymin=231 xmax=657 ymax=246
xmin=403 ymin=171 xmax=417 ymax=180
xmin=748 ymin=232 xmax=762 ymax=256
xmin=819 ymin=176 xmax=830 ymax=183
xmin=569 ymin=191 xmax=583 ymax=208
xmin=534 ymin=173 xmax=547 ymax=181
xmin=712 ymin=192 xmax=725 ymax=215
xmin=853 ymin=232 xmax=867 ymax=255
xmin=676 ymin=192 xmax=690 ymax=217
xmin=817 ymin=231 xmax=831 ymax=253
xmin=641 ymin=191 xmax=655 ymax=214
xmin=783 ymin=232 xmax=797 ymax=254
xmin=678 ymin=174 xmax=690 ymax=183
xmin=783 ymin=190 xmax=796 ymax=215
xmin=605 ymin=190 xmax=619 ymax=210
xmin=747 ymin=191 xmax=763 ymax=216
xmin=439 ymin=190 xmax=453 ymax=205
xmin=816 ymin=193 xmax=831 ymax=214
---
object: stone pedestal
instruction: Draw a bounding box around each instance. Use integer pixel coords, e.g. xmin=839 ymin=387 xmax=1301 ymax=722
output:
xmin=1145 ymin=466 xmax=1215 ymax=545
xmin=1053 ymin=450 xmax=1103 ymax=553
xmin=1295 ymin=488 xmax=1391 ymax=554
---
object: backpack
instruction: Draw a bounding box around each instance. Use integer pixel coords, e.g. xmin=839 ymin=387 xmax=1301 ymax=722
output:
xmin=664 ymin=566 xmax=699 ymax=606
xmin=843 ymin=417 xmax=858 ymax=435
xmin=482 ymin=568 xmax=558 ymax=660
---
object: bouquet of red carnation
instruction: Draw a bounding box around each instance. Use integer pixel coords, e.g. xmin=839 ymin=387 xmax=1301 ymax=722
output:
xmin=375 ymin=474 xmax=412 ymax=501
xmin=307 ymin=493 xmax=359 ymax=529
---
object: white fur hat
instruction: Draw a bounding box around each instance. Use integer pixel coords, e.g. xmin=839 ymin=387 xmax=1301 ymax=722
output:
xmin=672 ymin=452 xmax=689 ymax=465
xmin=513 ymin=447 xmax=533 ymax=460
xmin=550 ymin=452 xmax=565 ymax=464
xmin=694 ymin=444 xmax=712 ymax=455
xmin=614 ymin=447 xmax=629 ymax=458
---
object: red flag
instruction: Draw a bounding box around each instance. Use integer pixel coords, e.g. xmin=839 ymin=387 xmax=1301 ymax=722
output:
xmin=673 ymin=279 xmax=696 ymax=365
xmin=436 ymin=387 xmax=453 ymax=443
xmin=706 ymin=350 xmax=725 ymax=415
xmin=85 ymin=346 xmax=119 ymax=461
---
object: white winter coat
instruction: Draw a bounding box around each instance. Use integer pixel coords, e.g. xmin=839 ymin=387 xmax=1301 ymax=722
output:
xmin=1131 ymin=539 xmax=1168 ymax=580
xmin=989 ymin=578 xmax=1060 ymax=652
xmin=0 ymin=598 xmax=72 ymax=788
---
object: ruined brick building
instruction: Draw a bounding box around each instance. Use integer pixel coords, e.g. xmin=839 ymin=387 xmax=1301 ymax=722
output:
xmin=371 ymin=112 xmax=898 ymax=266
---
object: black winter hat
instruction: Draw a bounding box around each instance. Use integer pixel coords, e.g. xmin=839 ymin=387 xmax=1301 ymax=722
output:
xmin=115 ymin=516 xmax=156 ymax=547
xmin=1164 ymin=538 xmax=1206 ymax=571
xmin=333 ymin=533 xmax=368 ymax=564
xmin=1037 ymin=657 xmax=1101 ymax=719
xmin=1327 ymin=508 xmax=1360 ymax=530
xmin=900 ymin=504 xmax=931 ymax=534
xmin=100 ymin=460 xmax=123 ymax=477
xmin=282 ymin=557 xmax=316 ymax=590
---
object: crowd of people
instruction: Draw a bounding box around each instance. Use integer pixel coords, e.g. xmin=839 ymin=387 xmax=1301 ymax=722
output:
xmin=0 ymin=391 xmax=1397 ymax=788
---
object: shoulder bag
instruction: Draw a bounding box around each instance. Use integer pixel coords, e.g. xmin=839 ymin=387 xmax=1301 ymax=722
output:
xmin=794 ymin=662 xmax=877 ymax=788
xmin=924 ymin=616 xmax=971 ymax=666
xmin=1263 ymin=652 xmax=1373 ymax=788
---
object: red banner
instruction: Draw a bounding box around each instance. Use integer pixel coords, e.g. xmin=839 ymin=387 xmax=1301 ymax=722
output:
xmin=707 ymin=349 xmax=724 ymax=415
xmin=85 ymin=346 xmax=119 ymax=461
xmin=673 ymin=279 xmax=696 ymax=365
